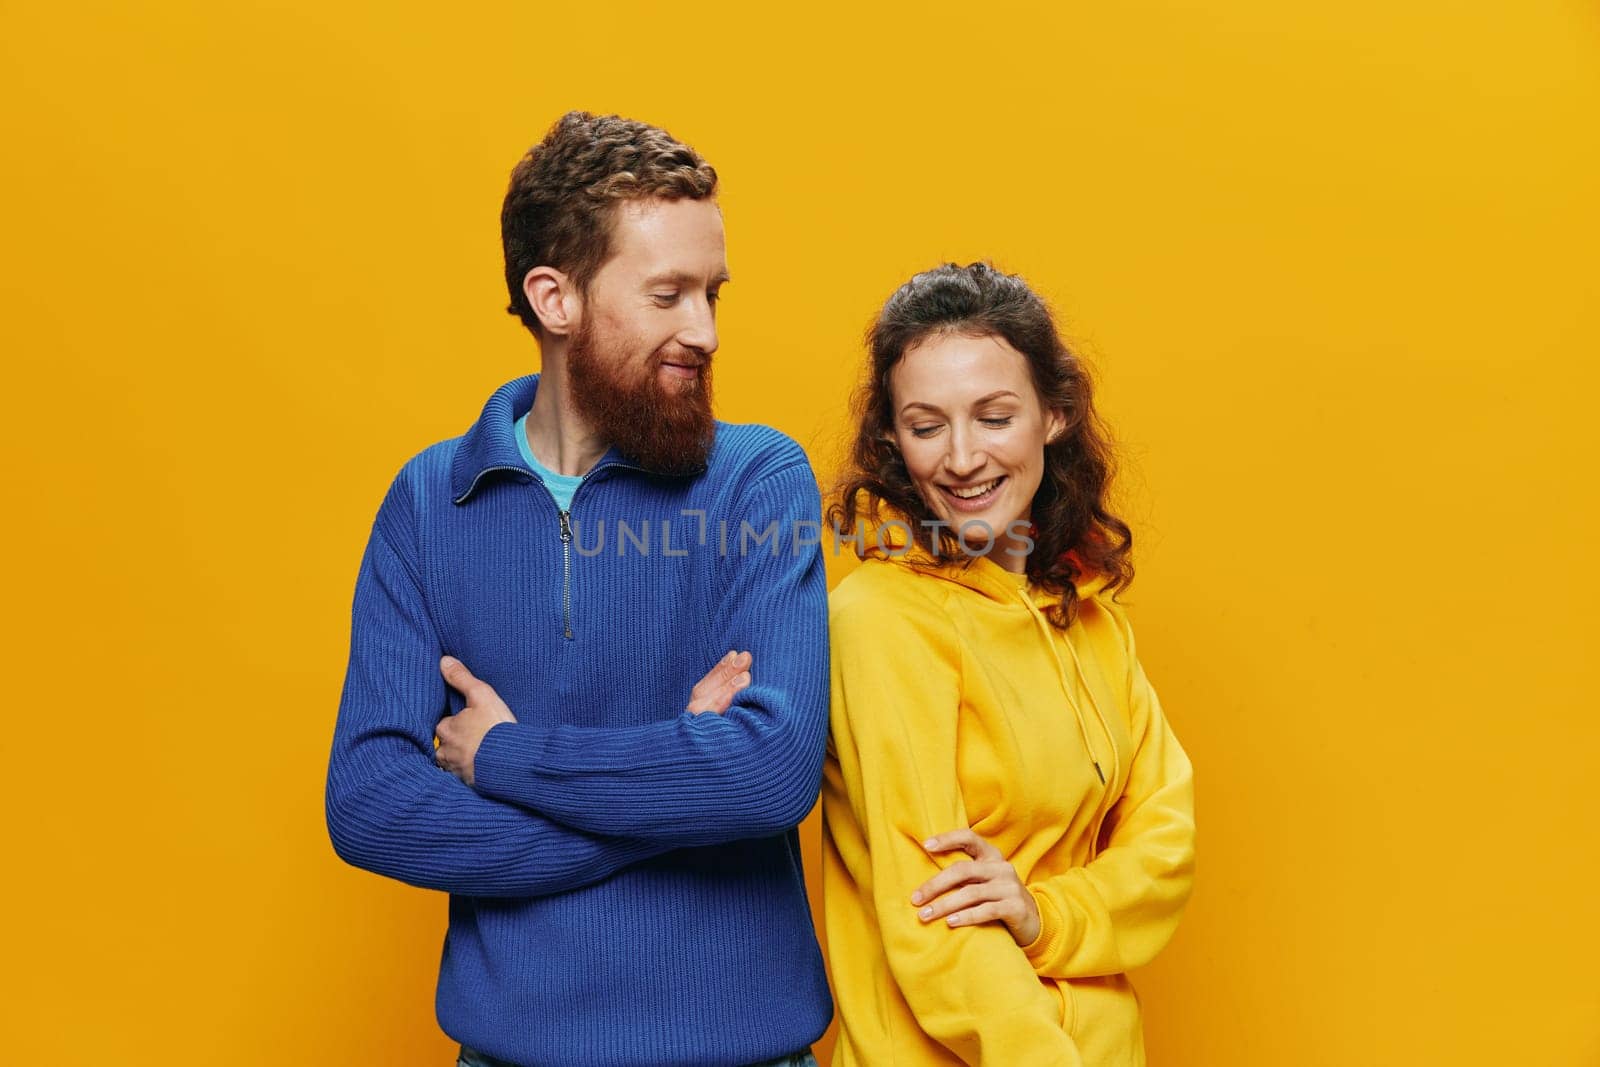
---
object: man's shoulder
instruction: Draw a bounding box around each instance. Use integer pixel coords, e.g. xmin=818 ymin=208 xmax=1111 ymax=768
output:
xmin=709 ymin=421 xmax=813 ymax=481
xmin=377 ymin=435 xmax=468 ymax=519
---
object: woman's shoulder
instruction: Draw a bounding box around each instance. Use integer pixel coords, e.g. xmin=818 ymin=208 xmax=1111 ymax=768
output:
xmin=828 ymin=557 xmax=962 ymax=643
xmin=831 ymin=556 xmax=948 ymax=612
xmin=1066 ymin=586 xmax=1143 ymax=677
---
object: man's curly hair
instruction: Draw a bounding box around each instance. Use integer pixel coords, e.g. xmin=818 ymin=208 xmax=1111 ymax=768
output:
xmin=501 ymin=111 xmax=719 ymax=336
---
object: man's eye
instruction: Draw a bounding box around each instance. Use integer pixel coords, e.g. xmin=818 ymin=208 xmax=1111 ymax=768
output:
xmin=652 ymin=293 xmax=679 ymax=306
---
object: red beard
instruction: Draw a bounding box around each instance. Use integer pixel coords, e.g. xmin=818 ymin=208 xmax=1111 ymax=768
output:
xmin=565 ymin=316 xmax=715 ymax=476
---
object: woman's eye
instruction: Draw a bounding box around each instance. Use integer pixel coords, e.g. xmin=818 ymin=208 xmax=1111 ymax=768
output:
xmin=980 ymin=417 xmax=1014 ymax=428
xmin=909 ymin=425 xmax=942 ymax=439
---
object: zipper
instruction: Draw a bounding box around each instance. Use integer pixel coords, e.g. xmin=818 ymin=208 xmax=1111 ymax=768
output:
xmin=558 ymin=509 xmax=573 ymax=640
xmin=540 ymin=456 xmax=646 ymax=641
xmin=458 ymin=449 xmax=651 ymax=641
xmin=550 ymin=458 xmax=636 ymax=641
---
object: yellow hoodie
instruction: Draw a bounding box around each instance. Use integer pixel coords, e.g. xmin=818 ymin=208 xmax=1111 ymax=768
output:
xmin=821 ymin=543 xmax=1196 ymax=1066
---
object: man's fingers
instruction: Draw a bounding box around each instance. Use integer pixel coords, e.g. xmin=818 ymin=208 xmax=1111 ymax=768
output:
xmin=686 ymin=654 xmax=753 ymax=714
xmin=687 ymin=652 xmax=735 ymax=705
xmin=439 ymin=655 xmax=487 ymax=699
xmin=706 ymin=650 xmax=751 ymax=688
xmin=714 ymin=650 xmax=743 ymax=681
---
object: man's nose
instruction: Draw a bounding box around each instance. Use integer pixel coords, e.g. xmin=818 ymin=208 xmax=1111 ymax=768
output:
xmin=678 ymin=295 xmax=719 ymax=357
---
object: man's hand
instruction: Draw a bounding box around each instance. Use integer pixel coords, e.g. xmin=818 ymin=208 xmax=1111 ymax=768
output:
xmin=436 ymin=655 xmax=516 ymax=787
xmin=686 ymin=650 xmax=752 ymax=714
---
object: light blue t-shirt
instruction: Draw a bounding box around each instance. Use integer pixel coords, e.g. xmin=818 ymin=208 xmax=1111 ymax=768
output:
xmin=513 ymin=411 xmax=583 ymax=512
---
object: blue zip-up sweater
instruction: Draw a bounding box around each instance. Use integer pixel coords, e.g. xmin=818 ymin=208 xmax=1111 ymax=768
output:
xmin=325 ymin=374 xmax=834 ymax=1067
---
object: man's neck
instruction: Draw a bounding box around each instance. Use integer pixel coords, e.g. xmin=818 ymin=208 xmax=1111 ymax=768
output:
xmin=524 ymin=360 xmax=610 ymax=477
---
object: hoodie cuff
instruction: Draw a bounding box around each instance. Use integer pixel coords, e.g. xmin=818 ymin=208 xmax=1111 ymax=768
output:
xmin=1022 ymin=885 xmax=1078 ymax=974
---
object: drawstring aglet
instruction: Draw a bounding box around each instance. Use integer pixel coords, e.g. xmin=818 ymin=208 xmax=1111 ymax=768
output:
xmin=1093 ymin=761 xmax=1105 ymax=784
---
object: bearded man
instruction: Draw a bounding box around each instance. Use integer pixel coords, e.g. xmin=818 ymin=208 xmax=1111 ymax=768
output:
xmin=325 ymin=112 xmax=831 ymax=1067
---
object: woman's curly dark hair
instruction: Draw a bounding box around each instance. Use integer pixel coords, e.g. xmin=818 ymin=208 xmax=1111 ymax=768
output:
xmin=827 ymin=261 xmax=1134 ymax=628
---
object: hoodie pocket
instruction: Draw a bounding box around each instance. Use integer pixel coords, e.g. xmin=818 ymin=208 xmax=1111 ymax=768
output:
xmin=1051 ymin=977 xmax=1079 ymax=1037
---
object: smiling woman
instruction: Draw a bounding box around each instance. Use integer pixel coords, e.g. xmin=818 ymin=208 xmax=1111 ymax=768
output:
xmin=889 ymin=336 xmax=1066 ymax=566
xmin=822 ymin=262 xmax=1196 ymax=1066
xmin=830 ymin=261 xmax=1134 ymax=624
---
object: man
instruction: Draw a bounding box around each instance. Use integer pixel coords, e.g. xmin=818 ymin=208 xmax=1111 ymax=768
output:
xmin=325 ymin=111 xmax=832 ymax=1067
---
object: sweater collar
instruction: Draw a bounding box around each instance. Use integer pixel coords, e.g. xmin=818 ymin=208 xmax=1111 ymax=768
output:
xmin=450 ymin=373 xmax=708 ymax=505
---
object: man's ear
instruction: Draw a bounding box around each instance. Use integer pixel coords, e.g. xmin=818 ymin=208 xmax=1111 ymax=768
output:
xmin=523 ymin=266 xmax=578 ymax=337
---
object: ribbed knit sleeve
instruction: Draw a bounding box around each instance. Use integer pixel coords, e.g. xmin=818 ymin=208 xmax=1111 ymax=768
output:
xmin=324 ymin=472 xmax=668 ymax=895
xmin=470 ymin=461 xmax=830 ymax=846
xmin=1022 ymin=603 xmax=1197 ymax=978
xmin=827 ymin=580 xmax=1083 ymax=1065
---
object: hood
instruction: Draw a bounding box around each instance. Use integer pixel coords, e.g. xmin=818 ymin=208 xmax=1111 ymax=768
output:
xmin=860 ymin=522 xmax=1112 ymax=605
xmin=860 ymin=522 xmax=1121 ymax=788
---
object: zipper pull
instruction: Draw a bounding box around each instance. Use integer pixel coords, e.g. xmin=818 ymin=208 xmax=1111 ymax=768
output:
xmin=559 ymin=511 xmax=572 ymax=542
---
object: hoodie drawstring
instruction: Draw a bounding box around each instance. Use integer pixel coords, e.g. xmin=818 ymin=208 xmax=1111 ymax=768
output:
xmin=1016 ymin=586 xmax=1120 ymax=791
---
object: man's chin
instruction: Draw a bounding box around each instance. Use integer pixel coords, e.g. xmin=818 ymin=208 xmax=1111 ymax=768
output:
xmin=566 ymin=329 xmax=714 ymax=474
xmin=603 ymin=389 xmax=714 ymax=474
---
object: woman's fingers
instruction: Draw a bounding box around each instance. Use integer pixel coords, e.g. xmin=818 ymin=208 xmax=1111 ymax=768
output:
xmin=943 ymin=900 xmax=1011 ymax=929
xmin=916 ymin=881 xmax=999 ymax=923
xmin=910 ymin=859 xmax=1010 ymax=906
xmin=922 ymin=827 xmax=1001 ymax=861
xmin=911 ymin=829 xmax=1043 ymax=946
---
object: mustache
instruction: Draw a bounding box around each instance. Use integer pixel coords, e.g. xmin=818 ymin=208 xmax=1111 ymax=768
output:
xmin=655 ymin=349 xmax=711 ymax=369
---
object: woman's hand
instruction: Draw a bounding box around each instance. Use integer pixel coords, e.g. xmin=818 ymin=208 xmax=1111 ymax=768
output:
xmin=685 ymin=650 xmax=753 ymax=714
xmin=912 ymin=827 xmax=1041 ymax=948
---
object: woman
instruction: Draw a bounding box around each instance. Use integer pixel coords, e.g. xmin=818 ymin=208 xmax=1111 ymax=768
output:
xmin=822 ymin=262 xmax=1196 ymax=1065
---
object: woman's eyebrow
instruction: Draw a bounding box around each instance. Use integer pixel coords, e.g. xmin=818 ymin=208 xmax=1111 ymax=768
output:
xmin=899 ymin=390 xmax=1020 ymax=416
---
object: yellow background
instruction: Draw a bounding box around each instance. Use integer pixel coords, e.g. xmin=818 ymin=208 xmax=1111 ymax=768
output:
xmin=3 ymin=2 xmax=1597 ymax=1064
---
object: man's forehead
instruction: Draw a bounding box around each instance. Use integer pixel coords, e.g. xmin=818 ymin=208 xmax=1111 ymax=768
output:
xmin=609 ymin=197 xmax=727 ymax=277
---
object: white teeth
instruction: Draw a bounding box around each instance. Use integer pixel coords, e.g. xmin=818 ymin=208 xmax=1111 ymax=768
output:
xmin=948 ymin=478 xmax=1001 ymax=499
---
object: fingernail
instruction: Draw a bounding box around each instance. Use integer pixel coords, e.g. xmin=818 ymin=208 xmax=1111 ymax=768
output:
xmin=919 ymin=907 xmax=933 ymax=920
xmin=910 ymin=891 xmax=923 ymax=905
xmin=923 ymin=838 xmax=938 ymax=850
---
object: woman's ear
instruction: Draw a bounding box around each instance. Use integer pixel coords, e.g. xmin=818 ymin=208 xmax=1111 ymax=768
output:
xmin=522 ymin=266 xmax=577 ymax=337
xmin=1044 ymin=406 xmax=1068 ymax=445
